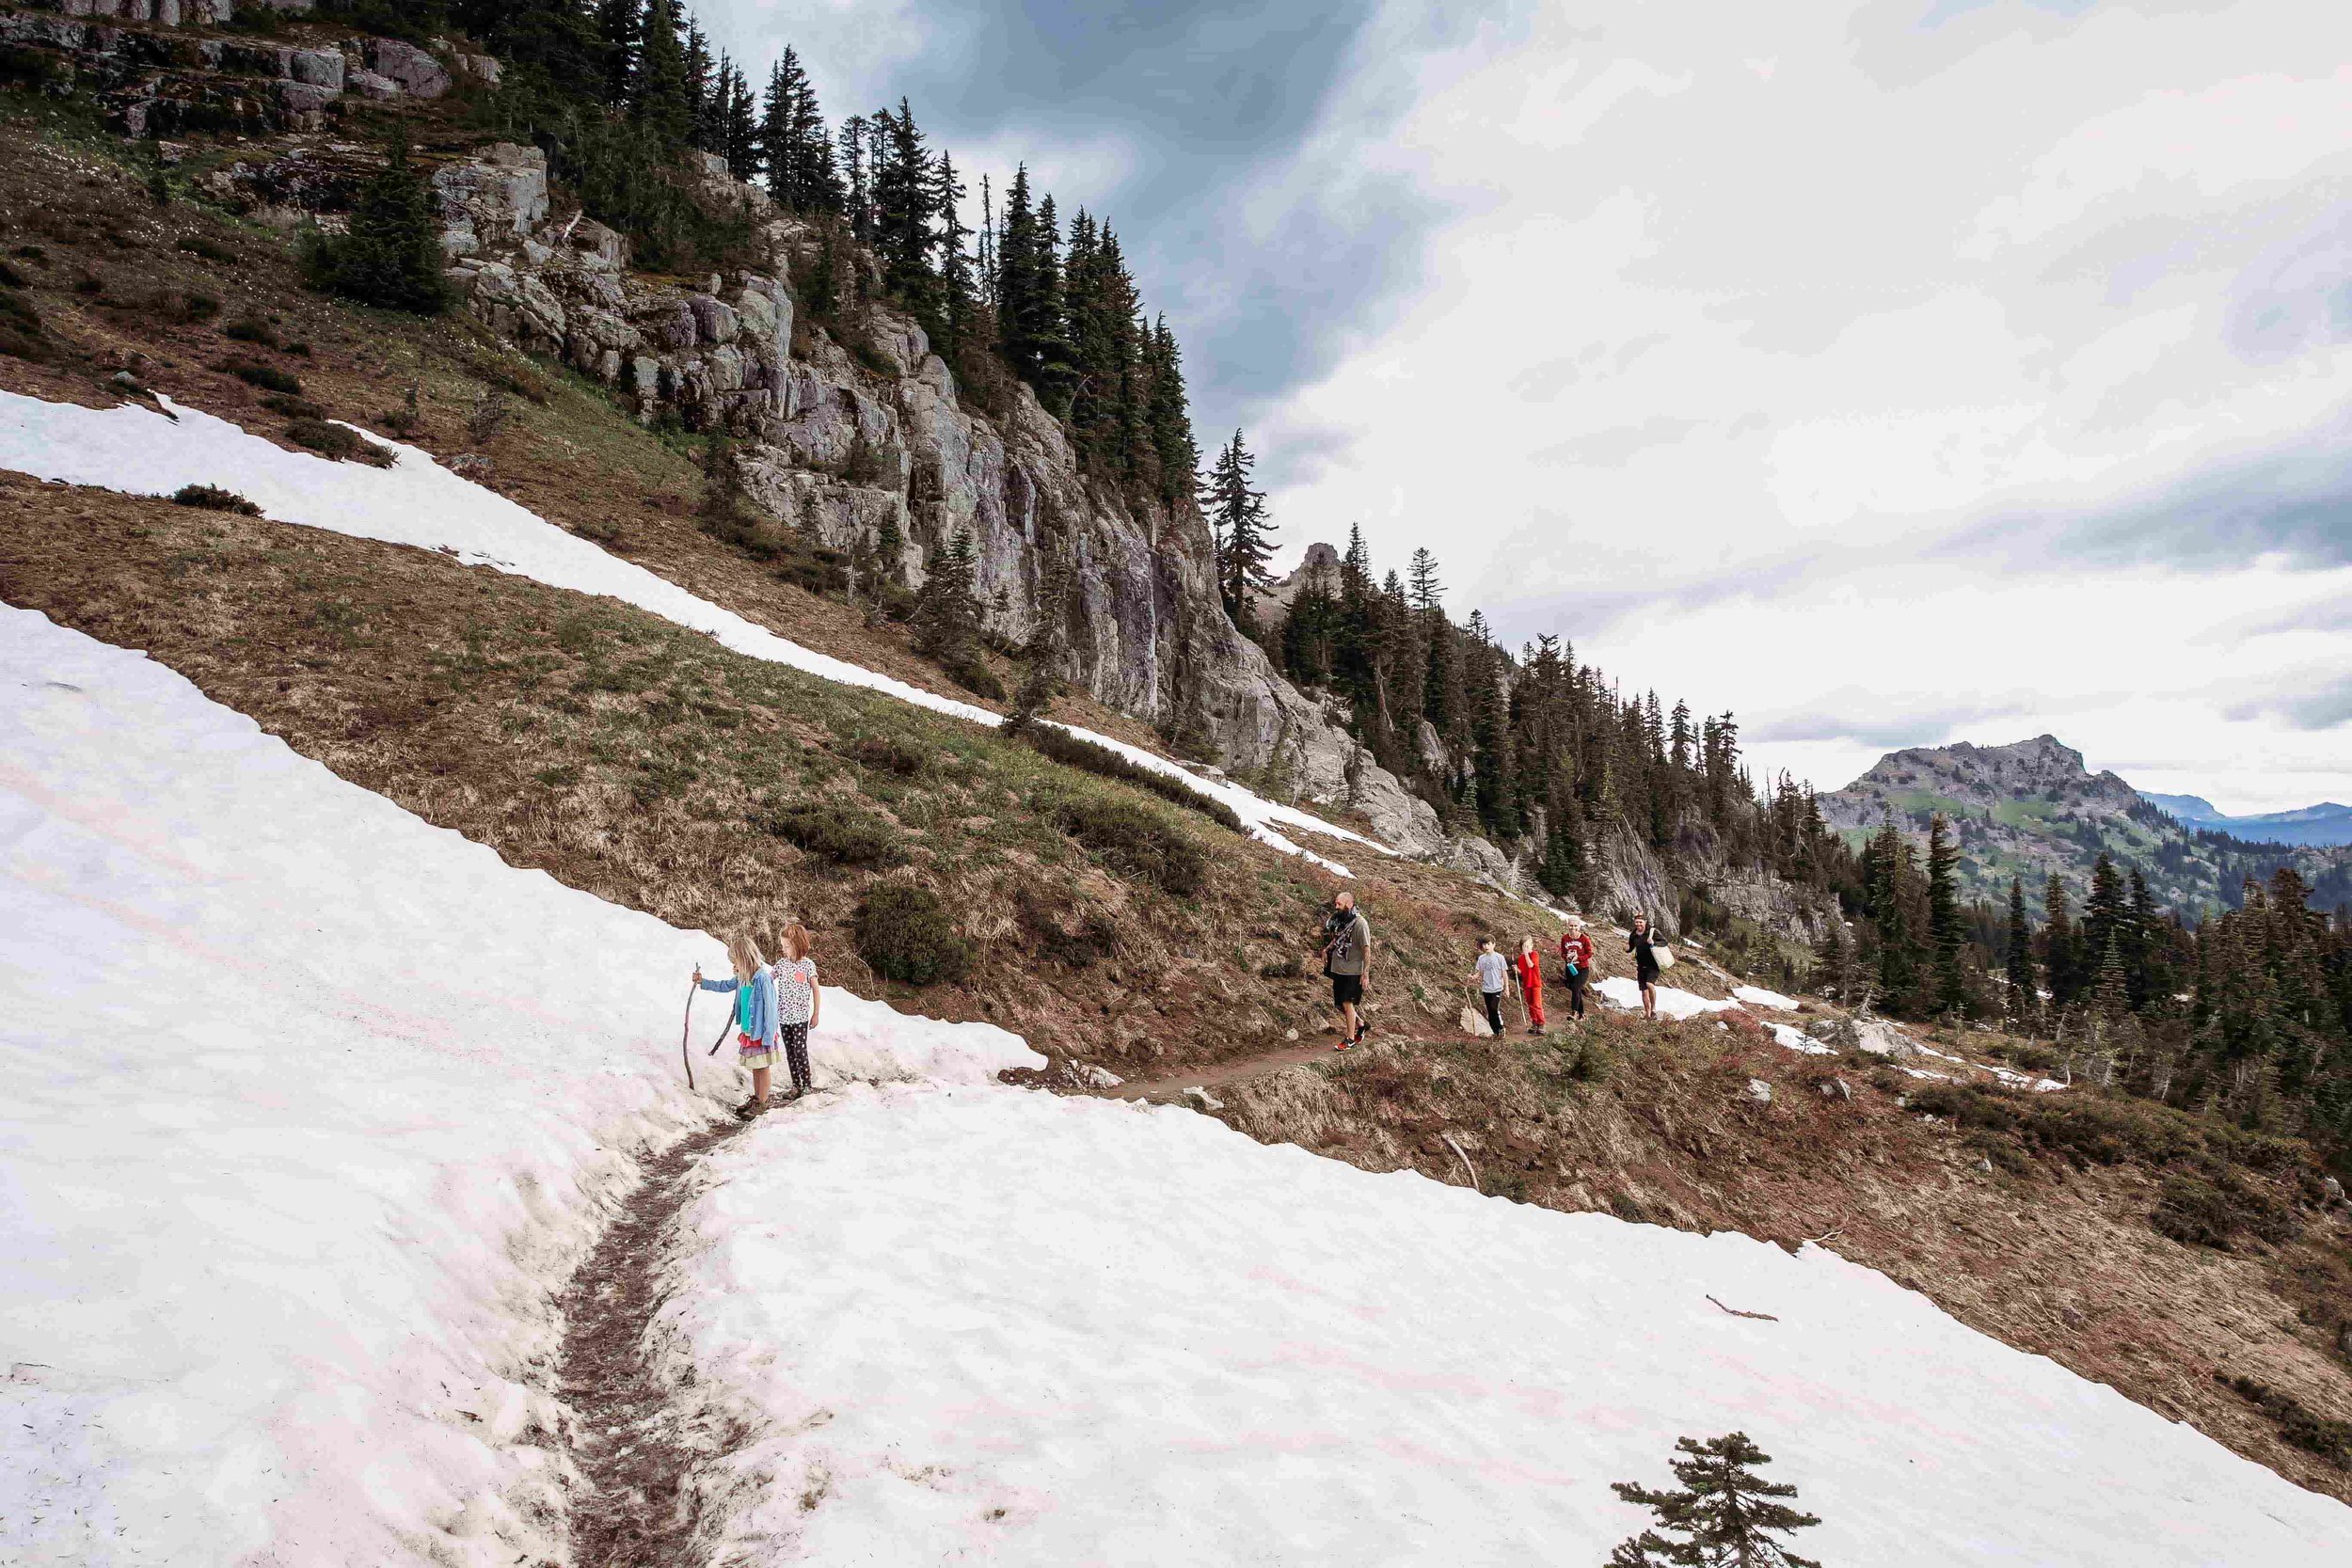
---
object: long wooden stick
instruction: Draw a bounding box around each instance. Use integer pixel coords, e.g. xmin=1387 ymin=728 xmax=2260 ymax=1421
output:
xmin=679 ymin=977 xmax=698 ymax=1092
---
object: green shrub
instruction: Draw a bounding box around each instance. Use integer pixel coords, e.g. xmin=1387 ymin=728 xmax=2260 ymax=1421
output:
xmin=1050 ymin=792 xmax=1207 ymax=896
xmin=170 ymin=483 xmax=261 ymax=515
xmin=2217 ymin=1374 xmax=2352 ymax=1466
xmin=0 ymin=285 xmax=45 ymax=362
xmin=286 ymin=418 xmax=390 ymax=466
xmin=942 ymin=650 xmax=1004 ymax=702
xmin=301 ymin=135 xmax=452 ymax=315
xmin=855 ymin=883 xmax=969 ymax=985
xmin=763 ymin=800 xmax=903 ymax=868
xmin=844 ymin=735 xmax=929 ymax=776
xmin=1016 ymin=723 xmax=1246 ymax=833
xmin=177 ymin=235 xmax=236 ymax=263
xmin=227 ymin=356 xmax=302 ymax=393
xmin=181 ymin=291 xmax=221 ymax=321
xmin=2150 ymin=1171 xmax=2296 ymax=1250
xmin=223 ymin=317 xmax=279 ymax=347
xmin=262 ymin=393 xmax=329 ymax=420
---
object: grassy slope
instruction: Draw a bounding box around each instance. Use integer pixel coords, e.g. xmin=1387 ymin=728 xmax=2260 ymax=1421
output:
xmin=5 ymin=104 xmax=2350 ymax=1507
xmin=0 ymin=475 xmax=1575 ymax=1075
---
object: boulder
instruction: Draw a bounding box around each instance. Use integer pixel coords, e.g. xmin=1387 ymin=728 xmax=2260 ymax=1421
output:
xmin=431 ymin=142 xmax=548 ymax=252
xmin=687 ymin=293 xmax=738 ymax=344
xmin=363 ymin=38 xmax=450 ymax=99
xmin=345 ymin=68 xmax=400 ymax=100
xmin=286 ymin=47 xmax=341 ymax=89
xmin=1744 ymin=1078 xmax=1772 ymax=1105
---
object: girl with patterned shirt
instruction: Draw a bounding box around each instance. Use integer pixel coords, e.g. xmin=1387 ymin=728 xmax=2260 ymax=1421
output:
xmin=770 ymin=922 xmax=822 ymax=1101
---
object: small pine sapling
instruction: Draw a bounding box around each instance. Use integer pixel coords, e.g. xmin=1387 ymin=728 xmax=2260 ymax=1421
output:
xmin=1607 ymin=1432 xmax=1821 ymax=1568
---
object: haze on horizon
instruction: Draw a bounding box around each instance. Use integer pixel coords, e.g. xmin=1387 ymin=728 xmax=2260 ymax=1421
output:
xmin=702 ymin=0 xmax=2352 ymax=816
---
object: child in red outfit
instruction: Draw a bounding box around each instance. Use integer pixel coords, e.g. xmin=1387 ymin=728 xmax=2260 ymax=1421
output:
xmin=1514 ymin=936 xmax=1546 ymax=1034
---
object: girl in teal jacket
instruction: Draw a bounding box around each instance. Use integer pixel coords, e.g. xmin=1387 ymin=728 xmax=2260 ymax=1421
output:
xmin=696 ymin=932 xmax=778 ymax=1118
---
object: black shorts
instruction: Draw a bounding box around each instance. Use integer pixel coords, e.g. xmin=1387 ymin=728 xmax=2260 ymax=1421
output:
xmin=1330 ymin=973 xmax=1363 ymax=1006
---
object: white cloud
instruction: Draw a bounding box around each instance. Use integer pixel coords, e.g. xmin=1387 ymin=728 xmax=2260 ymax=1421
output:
xmin=1259 ymin=0 xmax=2352 ymax=812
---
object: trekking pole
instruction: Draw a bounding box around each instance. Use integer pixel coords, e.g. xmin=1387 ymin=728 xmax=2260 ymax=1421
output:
xmin=679 ymin=977 xmax=699 ymax=1092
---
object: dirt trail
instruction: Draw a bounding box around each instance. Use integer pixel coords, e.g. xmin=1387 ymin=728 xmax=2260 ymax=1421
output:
xmin=555 ymin=1114 xmax=754 ymax=1567
xmin=1105 ymin=1014 xmax=1608 ymax=1102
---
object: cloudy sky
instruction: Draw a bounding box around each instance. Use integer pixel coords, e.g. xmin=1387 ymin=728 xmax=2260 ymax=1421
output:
xmin=707 ymin=0 xmax=2352 ymax=813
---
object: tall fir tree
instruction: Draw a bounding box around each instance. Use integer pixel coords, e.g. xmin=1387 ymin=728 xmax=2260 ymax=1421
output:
xmin=2004 ymin=875 xmax=2038 ymax=1033
xmin=628 ymin=0 xmax=691 ymax=147
xmin=1200 ymin=430 xmax=1276 ymax=628
xmin=1927 ymin=812 xmax=1968 ymax=1016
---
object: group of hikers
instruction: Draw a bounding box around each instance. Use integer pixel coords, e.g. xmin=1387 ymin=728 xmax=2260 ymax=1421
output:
xmin=694 ymin=923 xmax=824 ymax=1118
xmin=1316 ymin=893 xmax=1670 ymax=1046
xmin=694 ymin=896 xmax=1665 ymax=1115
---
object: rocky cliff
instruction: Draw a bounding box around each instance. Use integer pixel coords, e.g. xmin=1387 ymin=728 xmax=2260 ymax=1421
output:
xmin=418 ymin=141 xmax=1502 ymax=871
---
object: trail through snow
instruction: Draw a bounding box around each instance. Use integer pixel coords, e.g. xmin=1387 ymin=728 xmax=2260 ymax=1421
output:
xmin=0 ymin=605 xmax=1033 ymax=1567
xmin=0 ymin=389 xmax=1375 ymax=874
xmin=7 ymin=602 xmax=2347 ymax=1563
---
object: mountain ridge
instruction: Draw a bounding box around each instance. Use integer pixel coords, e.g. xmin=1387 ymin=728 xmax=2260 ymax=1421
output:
xmin=1819 ymin=733 xmax=2352 ymax=913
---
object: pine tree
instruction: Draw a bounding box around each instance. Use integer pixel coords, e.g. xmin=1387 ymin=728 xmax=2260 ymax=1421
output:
xmin=1144 ymin=315 xmax=1196 ymax=503
xmin=723 ymin=63 xmax=759 ymax=180
xmin=594 ymin=0 xmax=638 ymax=103
xmin=1200 ymin=429 xmax=1275 ymax=627
xmin=2042 ymin=873 xmax=2078 ymax=1012
xmin=628 ymin=0 xmax=691 ymax=147
xmin=2004 ymin=875 xmax=2038 ymax=1034
xmin=683 ymin=20 xmax=719 ymax=152
xmin=304 ymin=129 xmax=453 ymax=315
xmin=1406 ymin=547 xmax=1443 ymax=615
xmin=1928 ymin=812 xmax=1967 ymax=1016
xmin=1609 ymin=1432 xmax=1823 ymax=1568
xmin=870 ymin=99 xmax=937 ymax=317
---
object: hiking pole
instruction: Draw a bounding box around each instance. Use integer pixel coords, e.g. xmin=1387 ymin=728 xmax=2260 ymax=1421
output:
xmin=680 ymin=976 xmax=699 ymax=1092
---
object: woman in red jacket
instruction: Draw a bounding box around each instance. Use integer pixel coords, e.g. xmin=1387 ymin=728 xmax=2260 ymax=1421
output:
xmin=1514 ymin=935 xmax=1546 ymax=1034
xmin=1557 ymin=919 xmax=1594 ymax=1021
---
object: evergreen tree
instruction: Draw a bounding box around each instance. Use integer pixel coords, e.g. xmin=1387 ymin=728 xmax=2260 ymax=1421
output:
xmin=684 ymin=21 xmax=719 ymax=153
xmin=870 ymin=99 xmax=938 ymax=317
xmin=1927 ymin=812 xmax=1967 ymax=1016
xmin=2042 ymin=874 xmax=2079 ymax=1012
xmin=595 ymin=0 xmax=638 ymax=103
xmin=2004 ymin=875 xmax=2038 ymax=1033
xmin=628 ymin=0 xmax=691 ymax=147
xmin=1608 ymin=1432 xmax=1822 ymax=1568
xmin=723 ymin=62 xmax=759 ymax=180
xmin=1200 ymin=430 xmax=1275 ymax=627
xmin=913 ymin=530 xmax=984 ymax=663
xmin=304 ymin=129 xmax=453 ymax=315
xmin=1406 ymin=547 xmax=1443 ymax=615
xmin=932 ymin=149 xmax=977 ymax=353
xmin=1144 ymin=315 xmax=1197 ymax=503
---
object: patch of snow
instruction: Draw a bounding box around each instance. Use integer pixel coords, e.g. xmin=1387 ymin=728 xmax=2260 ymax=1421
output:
xmin=0 ymin=392 xmax=1374 ymax=876
xmin=0 ymin=606 xmax=1038 ymax=1567
xmin=669 ymin=1083 xmax=2352 ymax=1565
xmin=1731 ymin=984 xmax=1797 ymax=1009
xmin=1770 ymin=1022 xmax=1835 ymax=1055
xmin=1903 ymin=1068 xmax=1954 ymax=1081
xmin=1594 ymin=975 xmax=1743 ymax=1020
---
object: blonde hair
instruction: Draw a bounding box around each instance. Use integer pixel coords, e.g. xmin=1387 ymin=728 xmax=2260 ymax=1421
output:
xmin=1519 ymin=935 xmax=1536 ymax=953
xmin=774 ymin=922 xmax=812 ymax=961
xmin=726 ymin=932 xmax=766 ymax=981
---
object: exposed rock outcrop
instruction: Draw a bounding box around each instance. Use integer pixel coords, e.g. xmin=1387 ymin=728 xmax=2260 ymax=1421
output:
xmin=421 ymin=142 xmax=1496 ymax=873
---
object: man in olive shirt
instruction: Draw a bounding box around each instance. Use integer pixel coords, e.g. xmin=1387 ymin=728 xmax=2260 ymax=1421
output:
xmin=1319 ymin=889 xmax=1372 ymax=1051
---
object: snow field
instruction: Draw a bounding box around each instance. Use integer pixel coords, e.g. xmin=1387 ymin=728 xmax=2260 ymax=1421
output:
xmin=1593 ymin=974 xmax=1743 ymax=1020
xmin=0 ymin=607 xmax=1035 ymax=1567
xmin=0 ymin=390 xmax=1375 ymax=874
xmin=1732 ymin=984 xmax=1798 ymax=1009
xmin=669 ymin=1082 xmax=2350 ymax=1565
